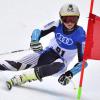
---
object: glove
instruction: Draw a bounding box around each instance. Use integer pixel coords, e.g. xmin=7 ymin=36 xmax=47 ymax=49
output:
xmin=58 ymin=71 xmax=73 ymax=85
xmin=30 ymin=40 xmax=43 ymax=52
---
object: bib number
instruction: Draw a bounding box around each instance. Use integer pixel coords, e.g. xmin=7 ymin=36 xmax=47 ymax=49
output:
xmin=56 ymin=46 xmax=65 ymax=57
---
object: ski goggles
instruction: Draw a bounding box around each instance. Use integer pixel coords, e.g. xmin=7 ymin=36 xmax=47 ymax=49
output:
xmin=61 ymin=16 xmax=79 ymax=23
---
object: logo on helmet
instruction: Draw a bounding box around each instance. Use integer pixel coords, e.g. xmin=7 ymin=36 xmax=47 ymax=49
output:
xmin=67 ymin=4 xmax=74 ymax=12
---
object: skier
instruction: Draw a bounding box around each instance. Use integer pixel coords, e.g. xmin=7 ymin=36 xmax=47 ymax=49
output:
xmin=5 ymin=3 xmax=87 ymax=90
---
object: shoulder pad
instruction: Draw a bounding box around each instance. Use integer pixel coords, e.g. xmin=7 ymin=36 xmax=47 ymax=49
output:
xmin=43 ymin=20 xmax=60 ymax=30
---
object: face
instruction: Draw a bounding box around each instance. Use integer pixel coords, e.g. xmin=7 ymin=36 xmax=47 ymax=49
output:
xmin=63 ymin=22 xmax=75 ymax=29
xmin=61 ymin=16 xmax=79 ymax=29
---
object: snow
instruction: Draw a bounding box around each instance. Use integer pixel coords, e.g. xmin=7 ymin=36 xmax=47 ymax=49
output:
xmin=0 ymin=0 xmax=100 ymax=100
xmin=0 ymin=59 xmax=100 ymax=100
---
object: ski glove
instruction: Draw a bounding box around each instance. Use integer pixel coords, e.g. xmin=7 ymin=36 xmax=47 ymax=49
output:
xmin=30 ymin=40 xmax=43 ymax=52
xmin=58 ymin=71 xmax=73 ymax=85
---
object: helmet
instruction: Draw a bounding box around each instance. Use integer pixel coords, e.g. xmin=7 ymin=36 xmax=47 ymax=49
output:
xmin=59 ymin=4 xmax=80 ymax=17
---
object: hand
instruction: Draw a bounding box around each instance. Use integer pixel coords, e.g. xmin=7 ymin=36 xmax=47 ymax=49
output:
xmin=58 ymin=71 xmax=73 ymax=85
xmin=30 ymin=40 xmax=43 ymax=52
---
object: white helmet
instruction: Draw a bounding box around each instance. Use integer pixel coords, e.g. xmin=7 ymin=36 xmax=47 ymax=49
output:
xmin=59 ymin=4 xmax=80 ymax=17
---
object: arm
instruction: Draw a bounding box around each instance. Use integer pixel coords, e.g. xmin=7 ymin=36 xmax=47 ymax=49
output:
xmin=58 ymin=28 xmax=88 ymax=85
xmin=31 ymin=21 xmax=59 ymax=41
xmin=68 ymin=29 xmax=87 ymax=76
xmin=30 ymin=21 xmax=59 ymax=52
xmin=58 ymin=42 xmax=88 ymax=85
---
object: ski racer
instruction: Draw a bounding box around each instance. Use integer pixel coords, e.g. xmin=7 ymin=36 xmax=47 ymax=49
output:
xmin=5 ymin=3 xmax=88 ymax=89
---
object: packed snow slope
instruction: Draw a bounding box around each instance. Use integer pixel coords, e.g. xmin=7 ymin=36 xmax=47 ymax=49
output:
xmin=0 ymin=0 xmax=100 ymax=100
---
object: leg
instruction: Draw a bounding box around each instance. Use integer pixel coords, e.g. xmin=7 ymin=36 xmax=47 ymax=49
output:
xmin=0 ymin=48 xmax=59 ymax=71
xmin=34 ymin=48 xmax=60 ymax=67
xmin=0 ymin=60 xmax=32 ymax=71
xmin=0 ymin=53 xmax=40 ymax=71
xmin=34 ymin=59 xmax=65 ymax=79
xmin=6 ymin=59 xmax=65 ymax=90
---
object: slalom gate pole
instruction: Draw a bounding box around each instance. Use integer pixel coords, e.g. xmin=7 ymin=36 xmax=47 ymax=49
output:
xmin=77 ymin=0 xmax=94 ymax=100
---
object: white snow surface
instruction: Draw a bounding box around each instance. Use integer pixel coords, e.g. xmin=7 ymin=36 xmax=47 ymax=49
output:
xmin=0 ymin=0 xmax=100 ymax=100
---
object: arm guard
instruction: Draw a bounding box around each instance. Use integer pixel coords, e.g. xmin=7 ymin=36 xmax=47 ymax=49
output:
xmin=31 ymin=29 xmax=41 ymax=41
xmin=70 ymin=61 xmax=88 ymax=76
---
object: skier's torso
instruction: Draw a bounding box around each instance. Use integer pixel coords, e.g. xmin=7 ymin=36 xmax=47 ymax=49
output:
xmin=44 ymin=21 xmax=85 ymax=62
xmin=31 ymin=20 xmax=86 ymax=63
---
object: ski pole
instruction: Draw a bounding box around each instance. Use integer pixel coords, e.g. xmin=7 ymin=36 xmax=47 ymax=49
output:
xmin=0 ymin=48 xmax=31 ymax=56
xmin=71 ymin=80 xmax=77 ymax=91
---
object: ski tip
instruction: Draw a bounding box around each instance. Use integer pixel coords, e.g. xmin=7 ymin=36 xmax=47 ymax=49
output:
xmin=6 ymin=81 xmax=12 ymax=90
